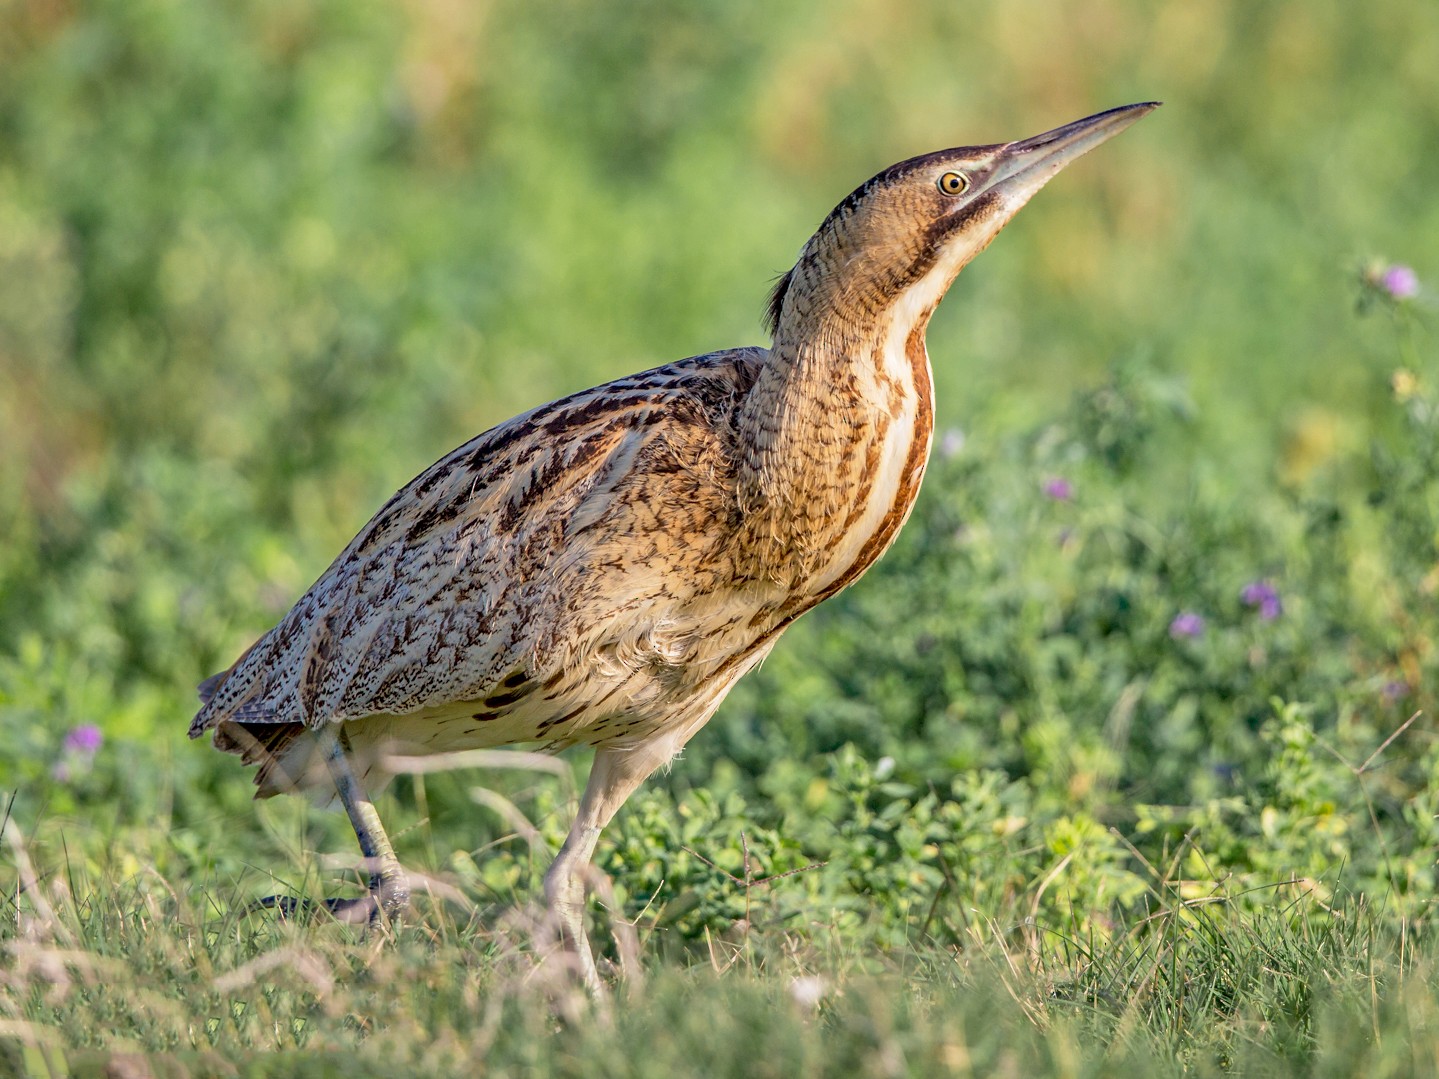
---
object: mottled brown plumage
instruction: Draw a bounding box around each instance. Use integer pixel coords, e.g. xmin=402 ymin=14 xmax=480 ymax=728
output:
xmin=191 ymin=103 xmax=1157 ymax=991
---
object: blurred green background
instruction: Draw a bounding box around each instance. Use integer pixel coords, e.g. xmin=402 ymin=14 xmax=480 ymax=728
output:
xmin=3 ymin=0 xmax=1439 ymax=931
xmin=12 ymin=6 xmax=1439 ymax=1070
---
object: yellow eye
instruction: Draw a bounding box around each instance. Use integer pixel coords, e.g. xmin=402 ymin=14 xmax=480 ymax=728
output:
xmin=937 ymin=171 xmax=969 ymax=196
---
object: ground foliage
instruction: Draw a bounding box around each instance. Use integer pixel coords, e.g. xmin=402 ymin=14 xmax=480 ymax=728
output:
xmin=5 ymin=0 xmax=1439 ymax=1074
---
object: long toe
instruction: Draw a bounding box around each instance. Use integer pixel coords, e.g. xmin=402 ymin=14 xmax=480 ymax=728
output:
xmin=322 ymin=894 xmax=382 ymax=925
xmin=248 ymin=894 xmax=319 ymax=919
xmin=248 ymin=887 xmax=401 ymax=928
xmin=248 ymin=892 xmax=375 ymax=924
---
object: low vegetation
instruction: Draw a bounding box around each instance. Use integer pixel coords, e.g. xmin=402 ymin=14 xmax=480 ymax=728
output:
xmin=5 ymin=1 xmax=1439 ymax=1074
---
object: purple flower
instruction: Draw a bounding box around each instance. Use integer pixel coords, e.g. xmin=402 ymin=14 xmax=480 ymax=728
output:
xmin=1169 ymin=612 xmax=1206 ymax=639
xmin=1382 ymin=680 xmax=1410 ymax=703
xmin=939 ymin=428 xmax=966 ymax=459
xmin=1043 ymin=478 xmax=1073 ymax=501
xmin=64 ymin=725 xmax=103 ymax=754
xmin=1381 ymin=264 xmax=1420 ymax=300
xmin=1241 ymin=581 xmax=1283 ymax=620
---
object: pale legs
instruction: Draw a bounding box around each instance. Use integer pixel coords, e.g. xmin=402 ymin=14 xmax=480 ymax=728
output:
xmin=298 ymin=728 xmax=666 ymax=994
xmin=542 ymin=744 xmax=668 ymax=994
xmin=317 ymin=724 xmax=410 ymax=924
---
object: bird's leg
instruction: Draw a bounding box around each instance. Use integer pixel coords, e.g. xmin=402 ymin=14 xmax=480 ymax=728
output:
xmin=317 ymin=723 xmax=409 ymax=926
xmin=542 ymin=745 xmax=664 ymax=995
xmin=543 ymin=822 xmax=604 ymax=994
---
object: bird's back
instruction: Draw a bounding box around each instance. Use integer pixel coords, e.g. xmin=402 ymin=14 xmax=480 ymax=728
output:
xmin=191 ymin=347 xmax=786 ymax=793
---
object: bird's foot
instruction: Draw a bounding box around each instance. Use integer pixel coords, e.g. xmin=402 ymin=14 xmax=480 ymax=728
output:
xmin=546 ymin=898 xmax=604 ymax=998
xmin=249 ymin=871 xmax=409 ymax=928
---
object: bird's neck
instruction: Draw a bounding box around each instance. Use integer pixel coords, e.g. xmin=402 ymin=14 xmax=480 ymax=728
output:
xmin=735 ymin=297 xmax=937 ymax=589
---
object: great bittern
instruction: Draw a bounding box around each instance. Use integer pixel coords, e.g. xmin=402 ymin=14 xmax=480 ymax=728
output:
xmin=191 ymin=102 xmax=1157 ymax=990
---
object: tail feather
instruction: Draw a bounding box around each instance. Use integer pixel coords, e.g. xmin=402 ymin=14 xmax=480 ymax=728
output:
xmin=197 ymin=670 xmax=228 ymax=702
xmin=191 ymin=635 xmax=277 ymax=737
xmin=212 ymin=720 xmax=321 ymax=799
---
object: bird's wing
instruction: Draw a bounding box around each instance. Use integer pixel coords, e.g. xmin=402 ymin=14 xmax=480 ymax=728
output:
xmin=189 ymin=347 xmax=765 ymax=737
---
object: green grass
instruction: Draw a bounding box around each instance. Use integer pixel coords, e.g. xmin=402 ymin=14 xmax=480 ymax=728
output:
xmin=6 ymin=837 xmax=1439 ymax=1077
xmin=7 ymin=0 xmax=1439 ymax=1073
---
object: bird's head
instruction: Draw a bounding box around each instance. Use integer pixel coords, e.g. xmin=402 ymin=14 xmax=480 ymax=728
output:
xmin=766 ymin=102 xmax=1159 ymax=342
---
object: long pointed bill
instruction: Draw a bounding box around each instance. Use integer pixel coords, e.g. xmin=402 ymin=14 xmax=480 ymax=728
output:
xmin=985 ymin=102 xmax=1160 ymax=206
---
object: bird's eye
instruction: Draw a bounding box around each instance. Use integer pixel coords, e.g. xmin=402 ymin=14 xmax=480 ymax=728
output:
xmin=937 ymin=171 xmax=969 ymax=196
